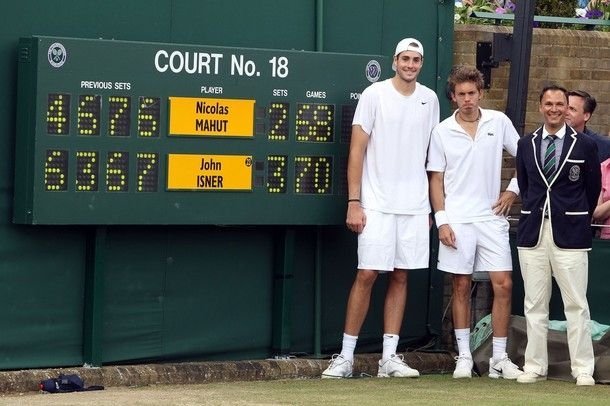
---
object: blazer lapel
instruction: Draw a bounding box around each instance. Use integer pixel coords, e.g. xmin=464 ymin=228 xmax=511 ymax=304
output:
xmin=531 ymin=127 xmax=545 ymax=180
xmin=559 ymin=126 xmax=577 ymax=163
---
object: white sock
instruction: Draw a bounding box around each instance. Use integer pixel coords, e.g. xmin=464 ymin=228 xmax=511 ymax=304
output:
xmin=455 ymin=328 xmax=471 ymax=357
xmin=382 ymin=333 xmax=399 ymax=361
xmin=492 ymin=336 xmax=507 ymax=361
xmin=340 ymin=333 xmax=358 ymax=362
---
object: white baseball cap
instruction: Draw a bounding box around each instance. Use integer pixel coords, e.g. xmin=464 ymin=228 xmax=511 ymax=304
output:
xmin=392 ymin=38 xmax=424 ymax=70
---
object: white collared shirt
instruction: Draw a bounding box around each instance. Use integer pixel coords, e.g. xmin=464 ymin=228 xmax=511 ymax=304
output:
xmin=427 ymin=108 xmax=519 ymax=223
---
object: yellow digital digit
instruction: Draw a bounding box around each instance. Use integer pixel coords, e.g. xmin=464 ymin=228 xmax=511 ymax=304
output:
xmin=266 ymin=155 xmax=287 ymax=193
xmin=294 ymin=156 xmax=311 ymax=194
xmin=44 ymin=149 xmax=68 ymax=191
xmin=314 ymin=157 xmax=332 ymax=194
xmin=268 ymin=103 xmax=289 ymax=141
xmin=138 ymin=97 xmax=160 ymax=137
xmin=77 ymin=95 xmax=100 ymax=136
xmin=136 ymin=152 xmax=158 ymax=192
xmin=46 ymin=94 xmax=70 ymax=135
xmin=106 ymin=151 xmax=129 ymax=192
xmin=76 ymin=151 xmax=98 ymax=191
xmin=295 ymin=103 xmax=335 ymax=143
xmin=108 ymin=96 xmax=131 ymax=136
xmin=312 ymin=104 xmax=333 ymax=142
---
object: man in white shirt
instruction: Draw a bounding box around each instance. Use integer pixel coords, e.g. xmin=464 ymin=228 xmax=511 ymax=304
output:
xmin=427 ymin=66 xmax=523 ymax=380
xmin=322 ymin=38 xmax=439 ymax=379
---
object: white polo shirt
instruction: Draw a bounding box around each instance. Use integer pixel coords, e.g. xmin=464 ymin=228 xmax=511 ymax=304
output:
xmin=427 ymin=108 xmax=519 ymax=223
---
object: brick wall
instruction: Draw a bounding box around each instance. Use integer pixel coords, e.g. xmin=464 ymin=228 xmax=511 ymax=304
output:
xmin=440 ymin=25 xmax=610 ymax=352
xmin=453 ymin=24 xmax=610 ymax=135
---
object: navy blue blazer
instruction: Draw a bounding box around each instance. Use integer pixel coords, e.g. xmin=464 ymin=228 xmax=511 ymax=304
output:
xmin=516 ymin=125 xmax=601 ymax=249
xmin=583 ymin=127 xmax=610 ymax=163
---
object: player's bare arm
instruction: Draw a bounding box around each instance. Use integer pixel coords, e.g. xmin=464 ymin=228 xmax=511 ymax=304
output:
xmin=492 ymin=170 xmax=518 ymax=216
xmin=428 ymin=171 xmax=456 ymax=249
xmin=346 ymin=125 xmax=368 ymax=233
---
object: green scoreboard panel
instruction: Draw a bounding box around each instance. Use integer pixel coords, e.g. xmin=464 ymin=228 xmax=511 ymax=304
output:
xmin=14 ymin=36 xmax=389 ymax=225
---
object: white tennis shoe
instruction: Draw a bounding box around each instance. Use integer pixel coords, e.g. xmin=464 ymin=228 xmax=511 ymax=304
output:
xmin=321 ymin=354 xmax=353 ymax=379
xmin=453 ymin=355 xmax=473 ymax=379
xmin=489 ymin=354 xmax=523 ymax=379
xmin=377 ymin=354 xmax=419 ymax=378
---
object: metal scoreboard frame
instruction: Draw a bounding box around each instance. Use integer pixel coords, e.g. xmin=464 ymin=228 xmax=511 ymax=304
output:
xmin=13 ymin=36 xmax=390 ymax=225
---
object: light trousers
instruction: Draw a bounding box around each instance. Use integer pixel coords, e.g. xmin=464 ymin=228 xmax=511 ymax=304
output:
xmin=518 ymin=220 xmax=594 ymax=378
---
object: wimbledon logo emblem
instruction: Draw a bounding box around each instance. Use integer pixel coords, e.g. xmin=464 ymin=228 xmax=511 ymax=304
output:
xmin=365 ymin=60 xmax=381 ymax=83
xmin=48 ymin=42 xmax=67 ymax=68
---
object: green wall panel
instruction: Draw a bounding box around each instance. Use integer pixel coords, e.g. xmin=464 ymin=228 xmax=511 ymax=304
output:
xmin=586 ymin=240 xmax=610 ymax=325
xmin=171 ymin=0 xmax=315 ymax=50
xmin=321 ymin=0 xmax=385 ymax=54
xmin=0 ymin=221 xmax=86 ymax=369
xmin=162 ymin=227 xmax=274 ymax=360
xmin=289 ymin=229 xmax=317 ymax=353
xmin=100 ymin=227 xmax=275 ymax=363
xmin=102 ymin=228 xmax=167 ymax=362
xmin=1 ymin=1 xmax=172 ymax=42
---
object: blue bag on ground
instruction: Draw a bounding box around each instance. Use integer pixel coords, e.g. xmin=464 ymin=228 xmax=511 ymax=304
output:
xmin=39 ymin=374 xmax=104 ymax=393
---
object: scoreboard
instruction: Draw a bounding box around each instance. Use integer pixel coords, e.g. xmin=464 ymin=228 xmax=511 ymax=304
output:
xmin=13 ymin=36 xmax=389 ymax=225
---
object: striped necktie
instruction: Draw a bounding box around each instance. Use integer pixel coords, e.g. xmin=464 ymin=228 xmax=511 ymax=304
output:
xmin=543 ymin=135 xmax=557 ymax=181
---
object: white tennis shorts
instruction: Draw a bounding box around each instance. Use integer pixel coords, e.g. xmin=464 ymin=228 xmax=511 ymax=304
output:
xmin=437 ymin=217 xmax=512 ymax=275
xmin=357 ymin=209 xmax=429 ymax=272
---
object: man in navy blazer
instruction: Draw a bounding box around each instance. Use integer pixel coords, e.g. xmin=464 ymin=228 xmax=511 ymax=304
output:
xmin=515 ymin=85 xmax=601 ymax=386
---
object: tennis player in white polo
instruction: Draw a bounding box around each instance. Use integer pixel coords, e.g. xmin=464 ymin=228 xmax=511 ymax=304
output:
xmin=427 ymin=66 xmax=523 ymax=380
xmin=322 ymin=38 xmax=439 ymax=379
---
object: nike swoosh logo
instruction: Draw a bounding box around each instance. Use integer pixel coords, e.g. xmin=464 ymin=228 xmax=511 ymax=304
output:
xmin=491 ymin=367 xmax=502 ymax=373
xmin=421 ymin=102 xmax=428 ymax=105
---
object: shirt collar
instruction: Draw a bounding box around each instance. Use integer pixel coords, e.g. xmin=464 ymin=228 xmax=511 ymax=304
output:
xmin=542 ymin=123 xmax=566 ymax=139
xmin=451 ymin=108 xmax=486 ymax=124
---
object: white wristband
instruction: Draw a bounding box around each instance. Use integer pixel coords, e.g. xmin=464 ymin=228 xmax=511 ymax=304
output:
xmin=434 ymin=210 xmax=449 ymax=228
xmin=506 ymin=177 xmax=520 ymax=196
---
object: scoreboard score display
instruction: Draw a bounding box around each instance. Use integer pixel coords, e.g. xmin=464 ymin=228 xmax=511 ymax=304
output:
xmin=13 ymin=36 xmax=389 ymax=225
